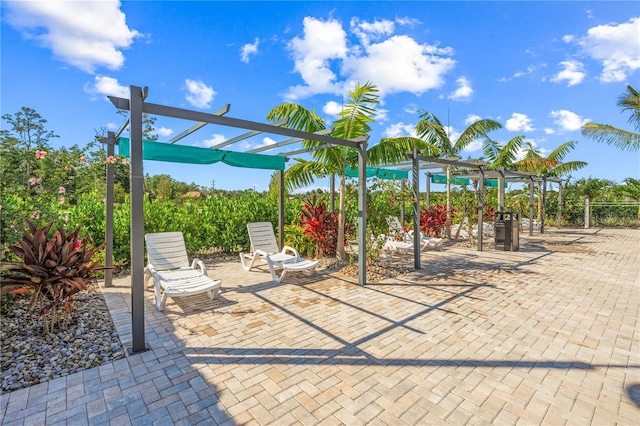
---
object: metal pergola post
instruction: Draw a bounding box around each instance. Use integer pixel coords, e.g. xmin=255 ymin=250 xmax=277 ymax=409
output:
xmin=477 ymin=166 xmax=485 ymax=251
xmin=278 ymin=170 xmax=285 ymax=250
xmin=357 ymin=142 xmax=367 ymax=285
xmin=103 ymin=132 xmax=115 ymax=288
xmin=557 ymin=180 xmax=563 ymax=228
xmin=541 ymin=176 xmax=547 ymax=234
xmin=529 ymin=177 xmax=535 ymax=236
xmin=498 ymin=169 xmax=505 ymax=212
xmin=129 ymin=86 xmax=147 ymax=355
xmin=425 ymin=172 xmax=431 ymax=206
xmin=412 ymin=149 xmax=421 ymax=269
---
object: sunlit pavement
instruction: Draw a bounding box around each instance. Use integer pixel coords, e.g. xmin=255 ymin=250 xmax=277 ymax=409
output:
xmin=2 ymin=228 xmax=639 ymax=425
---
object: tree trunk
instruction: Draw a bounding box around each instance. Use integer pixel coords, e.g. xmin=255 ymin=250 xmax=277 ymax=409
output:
xmin=336 ymin=174 xmax=347 ymax=260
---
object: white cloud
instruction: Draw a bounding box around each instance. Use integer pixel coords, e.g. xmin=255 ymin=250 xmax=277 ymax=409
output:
xmin=505 ymin=113 xmax=535 ymax=132
xmin=105 ymin=122 xmax=118 ymax=130
xmin=462 ymin=139 xmax=483 ymax=153
xmin=376 ymin=108 xmax=389 ymax=122
xmin=550 ymin=110 xmax=590 ymax=131
xmin=551 ymin=60 xmax=586 ymax=86
xmin=284 ymin=16 xmax=456 ymax=101
xmin=448 ymin=77 xmax=473 ymax=101
xmin=285 ymin=17 xmax=348 ymax=100
xmin=240 ymin=38 xmax=259 ymax=63
xmin=382 ymin=122 xmax=416 ymax=138
xmin=156 ymin=127 xmax=173 ymax=137
xmin=184 ymin=79 xmax=216 ymax=109
xmin=575 ymin=16 xmax=640 ymax=83
xmin=404 ymin=103 xmax=418 ymax=114
xmin=343 ymin=35 xmax=456 ymax=97
xmin=544 ymin=128 xmax=555 ymax=135
xmin=84 ymin=75 xmax=128 ymax=100
xmin=4 ymin=0 xmax=140 ymax=73
xmin=202 ymin=134 xmax=226 ymax=148
xmin=464 ymin=114 xmax=482 ymax=126
xmin=323 ymin=101 xmax=343 ymax=116
xmin=350 ymin=17 xmax=395 ymax=46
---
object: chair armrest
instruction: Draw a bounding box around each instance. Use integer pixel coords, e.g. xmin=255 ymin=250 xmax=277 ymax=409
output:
xmin=281 ymin=245 xmax=301 ymax=258
xmin=191 ymin=258 xmax=208 ymax=275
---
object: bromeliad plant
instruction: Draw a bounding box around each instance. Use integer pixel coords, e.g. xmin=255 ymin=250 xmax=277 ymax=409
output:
xmin=0 ymin=219 xmax=106 ymax=334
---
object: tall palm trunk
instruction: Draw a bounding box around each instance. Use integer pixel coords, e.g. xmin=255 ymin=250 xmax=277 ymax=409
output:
xmin=336 ymin=174 xmax=347 ymax=260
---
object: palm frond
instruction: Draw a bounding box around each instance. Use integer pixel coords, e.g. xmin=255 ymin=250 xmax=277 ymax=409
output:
xmin=618 ymin=85 xmax=640 ymax=132
xmin=581 ymin=123 xmax=640 ymax=152
xmin=368 ymin=137 xmax=439 ymax=166
xmin=454 ymin=119 xmax=502 ymax=152
xmin=284 ymin=160 xmax=331 ymax=192
xmin=547 ymin=161 xmax=587 ymax=177
xmin=547 ymin=140 xmax=578 ymax=162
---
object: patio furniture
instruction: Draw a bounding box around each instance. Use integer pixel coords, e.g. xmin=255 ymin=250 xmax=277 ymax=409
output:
xmin=240 ymin=222 xmax=318 ymax=283
xmin=144 ymin=232 xmax=222 ymax=311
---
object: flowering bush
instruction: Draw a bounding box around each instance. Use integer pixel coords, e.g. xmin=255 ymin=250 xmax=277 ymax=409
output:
xmin=0 ymin=219 xmax=107 ymax=334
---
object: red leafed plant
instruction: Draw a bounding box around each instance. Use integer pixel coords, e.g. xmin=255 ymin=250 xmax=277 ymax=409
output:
xmin=0 ymin=219 xmax=107 ymax=333
xmin=300 ymin=196 xmax=352 ymax=258
xmin=419 ymin=204 xmax=449 ymax=237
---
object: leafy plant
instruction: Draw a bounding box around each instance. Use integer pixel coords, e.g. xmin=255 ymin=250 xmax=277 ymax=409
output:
xmin=419 ymin=204 xmax=448 ymax=237
xmin=0 ymin=219 xmax=107 ymax=333
xmin=300 ymin=196 xmax=353 ymax=258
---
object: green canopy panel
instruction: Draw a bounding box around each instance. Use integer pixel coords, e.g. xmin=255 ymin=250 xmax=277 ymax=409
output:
xmin=430 ymin=174 xmax=507 ymax=188
xmin=119 ymin=138 xmax=286 ymax=171
xmin=345 ymin=166 xmax=408 ymax=180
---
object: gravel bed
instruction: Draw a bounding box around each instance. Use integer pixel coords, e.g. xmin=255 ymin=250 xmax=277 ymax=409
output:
xmin=0 ymin=285 xmax=125 ymax=394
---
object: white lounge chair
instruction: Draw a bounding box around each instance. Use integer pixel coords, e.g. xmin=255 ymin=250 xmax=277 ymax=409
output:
xmin=144 ymin=232 xmax=222 ymax=311
xmin=240 ymin=222 xmax=318 ymax=283
xmin=387 ymin=216 xmax=443 ymax=251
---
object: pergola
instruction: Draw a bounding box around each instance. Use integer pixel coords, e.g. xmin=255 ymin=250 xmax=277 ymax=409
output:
xmin=102 ymin=86 xmax=369 ymax=354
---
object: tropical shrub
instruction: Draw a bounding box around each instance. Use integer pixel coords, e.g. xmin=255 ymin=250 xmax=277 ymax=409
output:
xmin=0 ymin=219 xmax=107 ymax=333
xmin=300 ymin=196 xmax=344 ymax=258
xmin=419 ymin=204 xmax=448 ymax=237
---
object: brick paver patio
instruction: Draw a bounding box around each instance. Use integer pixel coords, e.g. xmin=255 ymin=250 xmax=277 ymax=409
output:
xmin=1 ymin=228 xmax=639 ymax=425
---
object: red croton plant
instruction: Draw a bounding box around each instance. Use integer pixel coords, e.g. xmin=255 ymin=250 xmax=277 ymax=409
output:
xmin=0 ymin=219 xmax=107 ymax=334
xmin=300 ymin=196 xmax=352 ymax=258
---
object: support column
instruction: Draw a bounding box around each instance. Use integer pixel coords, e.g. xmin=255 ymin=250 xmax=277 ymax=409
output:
xmin=412 ymin=149 xmax=421 ymax=269
xmin=129 ymin=85 xmax=148 ymax=355
xmin=278 ymin=170 xmax=285 ymax=250
xmin=477 ymin=166 xmax=485 ymax=251
xmin=103 ymin=132 xmax=115 ymax=288
xmin=557 ymin=181 xmax=563 ymax=228
xmin=541 ymin=176 xmax=547 ymax=234
xmin=426 ymin=172 xmax=431 ymax=206
xmin=498 ymin=169 xmax=505 ymax=212
xmin=528 ymin=177 xmax=535 ymax=236
xmin=585 ymin=198 xmax=590 ymax=229
xmin=357 ymin=142 xmax=367 ymax=285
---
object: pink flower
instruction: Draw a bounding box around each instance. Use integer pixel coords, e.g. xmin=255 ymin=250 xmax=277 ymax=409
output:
xmin=106 ymin=156 xmax=116 ymax=164
xmin=35 ymin=150 xmax=47 ymax=159
xmin=65 ymin=165 xmax=73 ymax=172
xmin=73 ymin=240 xmax=82 ymax=250
xmin=59 ymin=197 xmax=65 ymax=204
xmin=32 ymin=211 xmax=41 ymax=219
xmin=121 ymin=158 xmax=129 ymax=165
xmin=80 ymin=156 xmax=88 ymax=163
xmin=28 ymin=177 xmax=37 ymax=185
xmin=58 ymin=186 xmax=66 ymax=194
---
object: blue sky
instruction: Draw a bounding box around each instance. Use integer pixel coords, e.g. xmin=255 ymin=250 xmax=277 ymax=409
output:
xmin=2 ymin=1 xmax=639 ymax=192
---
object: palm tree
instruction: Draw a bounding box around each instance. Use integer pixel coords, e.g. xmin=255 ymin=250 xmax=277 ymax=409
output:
xmin=616 ymin=177 xmax=640 ymax=218
xmin=267 ymin=82 xmax=435 ymax=260
xmin=516 ymin=140 xmax=587 ymax=221
xmin=482 ymin=135 xmax=525 ymax=169
xmin=413 ymin=111 xmax=502 ymax=236
xmin=581 ymin=85 xmax=640 ymax=152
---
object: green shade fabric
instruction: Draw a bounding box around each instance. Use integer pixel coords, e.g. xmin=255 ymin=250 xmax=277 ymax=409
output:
xmin=345 ymin=167 xmax=408 ymax=180
xmin=119 ymin=138 xmax=286 ymax=170
xmin=431 ymin=174 xmax=507 ymax=187
xmin=431 ymin=174 xmax=470 ymax=185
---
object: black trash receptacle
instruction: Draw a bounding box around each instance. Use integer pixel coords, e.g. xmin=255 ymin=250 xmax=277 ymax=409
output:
xmin=494 ymin=211 xmax=520 ymax=251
